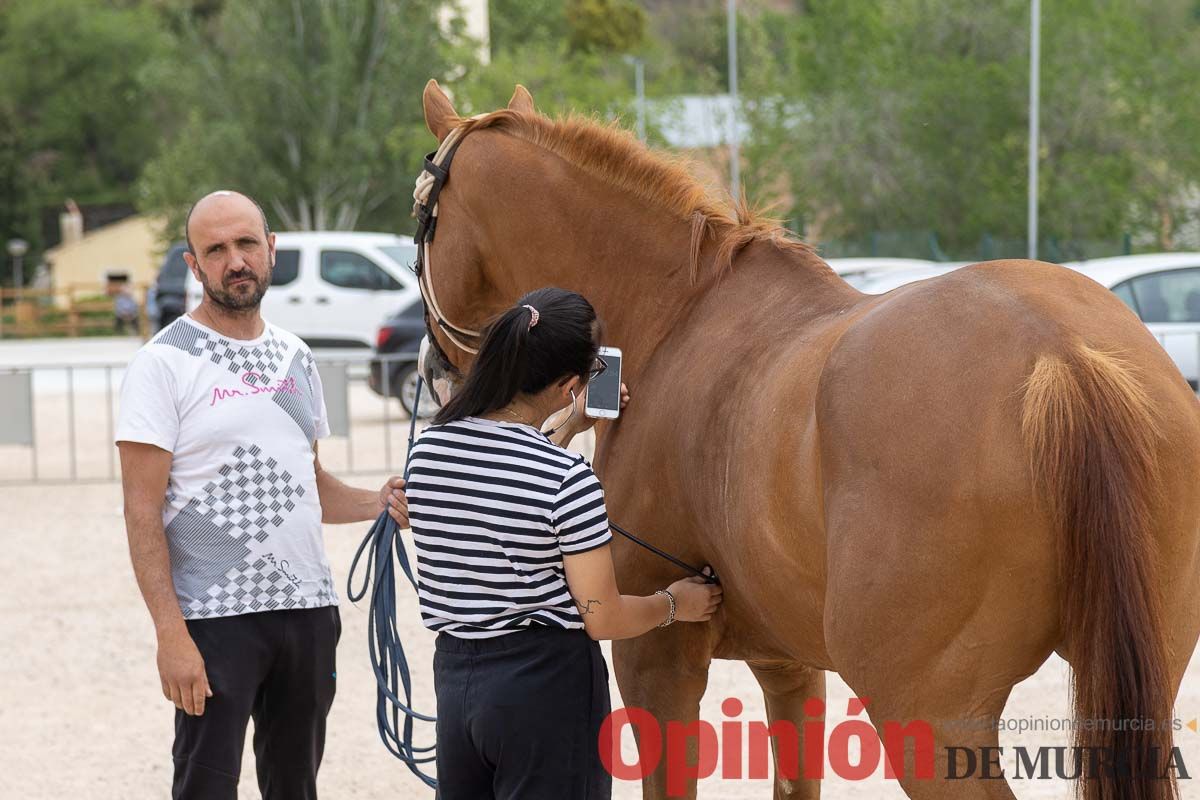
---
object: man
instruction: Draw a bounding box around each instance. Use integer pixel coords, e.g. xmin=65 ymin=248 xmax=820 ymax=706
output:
xmin=115 ymin=190 xmax=408 ymax=800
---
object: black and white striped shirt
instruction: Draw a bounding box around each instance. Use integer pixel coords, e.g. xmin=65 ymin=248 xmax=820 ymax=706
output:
xmin=406 ymin=416 xmax=612 ymax=639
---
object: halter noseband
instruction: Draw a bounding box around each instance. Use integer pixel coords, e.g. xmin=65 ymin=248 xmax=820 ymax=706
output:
xmin=412 ymin=120 xmax=486 ymax=376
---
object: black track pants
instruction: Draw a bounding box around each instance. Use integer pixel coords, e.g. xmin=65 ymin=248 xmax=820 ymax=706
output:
xmin=171 ymin=606 xmax=341 ymax=800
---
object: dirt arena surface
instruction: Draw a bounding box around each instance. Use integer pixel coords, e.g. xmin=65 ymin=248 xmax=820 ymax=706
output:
xmin=2 ymin=338 xmax=1198 ymax=798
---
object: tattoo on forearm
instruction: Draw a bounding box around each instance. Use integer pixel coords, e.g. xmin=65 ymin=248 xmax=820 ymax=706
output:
xmin=574 ymin=598 xmax=602 ymax=615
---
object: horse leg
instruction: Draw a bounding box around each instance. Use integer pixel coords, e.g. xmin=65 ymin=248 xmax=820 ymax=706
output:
xmin=746 ymin=659 xmax=824 ymax=800
xmin=611 ymin=624 xmax=715 ymax=800
xmin=842 ymin=669 xmax=1024 ymax=800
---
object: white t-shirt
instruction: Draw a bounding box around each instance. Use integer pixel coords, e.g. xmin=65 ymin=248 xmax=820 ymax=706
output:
xmin=115 ymin=315 xmax=338 ymax=619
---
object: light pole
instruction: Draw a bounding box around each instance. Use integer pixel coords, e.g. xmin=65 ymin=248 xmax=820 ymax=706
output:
xmin=727 ymin=0 xmax=740 ymax=196
xmin=7 ymin=238 xmax=28 ymax=292
xmin=3 ymin=238 xmax=27 ymax=340
xmin=1028 ymin=0 xmax=1041 ymax=260
xmin=623 ymin=55 xmax=646 ymax=143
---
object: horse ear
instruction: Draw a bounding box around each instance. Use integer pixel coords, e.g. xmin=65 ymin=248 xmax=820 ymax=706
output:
xmin=508 ymin=84 xmax=536 ymax=115
xmin=423 ymin=79 xmax=458 ymax=142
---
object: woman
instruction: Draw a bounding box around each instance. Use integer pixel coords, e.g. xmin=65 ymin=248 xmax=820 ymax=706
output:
xmin=404 ymin=286 xmax=723 ymax=799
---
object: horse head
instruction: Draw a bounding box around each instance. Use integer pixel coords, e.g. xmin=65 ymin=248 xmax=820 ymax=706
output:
xmin=414 ymin=80 xmax=564 ymax=400
xmin=414 ymin=78 xmax=781 ymax=402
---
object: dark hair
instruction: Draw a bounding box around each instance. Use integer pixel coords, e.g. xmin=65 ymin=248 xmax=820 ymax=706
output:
xmin=433 ymin=287 xmax=599 ymax=425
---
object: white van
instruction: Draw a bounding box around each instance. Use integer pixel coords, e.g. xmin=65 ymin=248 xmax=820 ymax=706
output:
xmin=185 ymin=231 xmax=420 ymax=349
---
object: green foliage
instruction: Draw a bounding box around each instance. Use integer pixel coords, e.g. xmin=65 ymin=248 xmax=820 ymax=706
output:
xmin=717 ymin=0 xmax=1200 ymax=253
xmin=2 ymin=0 xmax=1199 ymax=274
xmin=0 ymin=0 xmax=170 ymax=270
xmin=489 ymin=0 xmax=567 ymax=55
xmin=645 ymin=1 xmax=726 ymax=92
xmin=464 ymin=0 xmax=661 ymax=135
xmin=137 ymin=0 xmax=464 ymax=238
xmin=457 ymin=47 xmax=634 ymax=121
xmin=566 ymin=0 xmax=647 ymax=54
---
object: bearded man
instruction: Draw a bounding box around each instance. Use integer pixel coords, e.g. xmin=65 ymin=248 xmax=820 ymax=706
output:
xmin=115 ymin=190 xmax=408 ymax=799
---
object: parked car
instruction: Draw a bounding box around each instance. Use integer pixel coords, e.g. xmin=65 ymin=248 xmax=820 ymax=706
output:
xmin=151 ymin=243 xmax=190 ymax=331
xmin=826 ymin=257 xmax=943 ymax=289
xmin=1066 ymin=253 xmax=1200 ymax=389
xmin=367 ymin=298 xmax=441 ymax=418
xmin=851 ymin=264 xmax=964 ymax=294
xmin=185 ymin=231 xmax=420 ymax=349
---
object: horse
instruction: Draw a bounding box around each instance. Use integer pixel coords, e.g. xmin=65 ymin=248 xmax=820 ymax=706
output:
xmin=412 ymin=79 xmax=1200 ymax=800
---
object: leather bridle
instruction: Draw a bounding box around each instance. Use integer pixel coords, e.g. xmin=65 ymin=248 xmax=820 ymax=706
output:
xmin=411 ymin=119 xmax=485 ymax=378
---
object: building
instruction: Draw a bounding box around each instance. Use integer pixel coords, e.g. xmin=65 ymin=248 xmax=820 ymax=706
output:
xmin=42 ymin=213 xmax=166 ymax=306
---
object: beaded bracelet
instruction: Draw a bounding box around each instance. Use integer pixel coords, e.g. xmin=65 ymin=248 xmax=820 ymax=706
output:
xmin=654 ymin=588 xmax=676 ymax=627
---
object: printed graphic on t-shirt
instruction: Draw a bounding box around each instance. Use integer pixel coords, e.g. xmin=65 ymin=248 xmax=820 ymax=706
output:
xmin=116 ymin=317 xmax=336 ymax=619
xmin=166 ymin=443 xmax=335 ymax=617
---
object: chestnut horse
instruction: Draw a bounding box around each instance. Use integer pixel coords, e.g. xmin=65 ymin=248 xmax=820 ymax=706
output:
xmin=413 ymin=80 xmax=1200 ymax=800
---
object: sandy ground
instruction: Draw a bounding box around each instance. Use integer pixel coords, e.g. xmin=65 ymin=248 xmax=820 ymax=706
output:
xmin=1 ymin=337 xmax=1198 ymax=798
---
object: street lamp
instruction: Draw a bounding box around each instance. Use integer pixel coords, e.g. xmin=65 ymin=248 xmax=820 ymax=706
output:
xmin=727 ymin=0 xmax=740 ymax=196
xmin=623 ymin=55 xmax=646 ymax=143
xmin=7 ymin=238 xmax=28 ymax=292
xmin=1028 ymin=0 xmax=1040 ymax=260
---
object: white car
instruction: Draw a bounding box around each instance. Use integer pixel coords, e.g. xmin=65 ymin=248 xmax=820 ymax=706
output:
xmin=825 ymin=257 xmax=944 ymax=289
xmin=185 ymin=231 xmax=420 ymax=349
xmin=850 ymin=263 xmax=965 ymax=294
xmin=1066 ymin=253 xmax=1200 ymax=389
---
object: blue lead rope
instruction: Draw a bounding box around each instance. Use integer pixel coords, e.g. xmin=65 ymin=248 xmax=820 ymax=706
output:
xmin=347 ymin=376 xmax=439 ymax=789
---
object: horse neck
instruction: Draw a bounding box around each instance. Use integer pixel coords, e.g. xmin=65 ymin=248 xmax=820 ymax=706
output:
xmin=468 ymin=136 xmax=854 ymax=386
xmin=490 ymin=188 xmax=852 ymax=385
xmin=484 ymin=196 xmax=691 ymax=383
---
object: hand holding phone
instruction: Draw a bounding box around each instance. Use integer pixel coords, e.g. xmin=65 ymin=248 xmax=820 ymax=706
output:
xmin=585 ymin=346 xmax=622 ymax=419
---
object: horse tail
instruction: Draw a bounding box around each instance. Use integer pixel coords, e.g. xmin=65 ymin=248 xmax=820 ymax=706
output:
xmin=1021 ymin=343 xmax=1177 ymax=800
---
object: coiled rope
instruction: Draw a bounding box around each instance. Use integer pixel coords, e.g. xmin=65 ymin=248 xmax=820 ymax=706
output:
xmin=347 ymin=377 xmax=438 ymax=789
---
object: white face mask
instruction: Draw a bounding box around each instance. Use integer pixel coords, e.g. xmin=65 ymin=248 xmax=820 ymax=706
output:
xmin=418 ymin=336 xmax=463 ymax=407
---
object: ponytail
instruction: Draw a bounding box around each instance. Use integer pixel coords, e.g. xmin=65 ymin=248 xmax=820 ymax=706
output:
xmin=433 ymin=287 xmax=598 ymax=425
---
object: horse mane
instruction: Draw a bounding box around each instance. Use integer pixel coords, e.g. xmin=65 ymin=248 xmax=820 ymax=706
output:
xmin=449 ymin=109 xmax=814 ymax=283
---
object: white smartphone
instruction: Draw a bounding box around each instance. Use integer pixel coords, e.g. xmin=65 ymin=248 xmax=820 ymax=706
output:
xmin=585 ymin=346 xmax=622 ymax=419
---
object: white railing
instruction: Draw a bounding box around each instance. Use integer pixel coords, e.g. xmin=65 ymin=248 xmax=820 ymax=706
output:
xmin=0 ymin=352 xmax=425 ymax=485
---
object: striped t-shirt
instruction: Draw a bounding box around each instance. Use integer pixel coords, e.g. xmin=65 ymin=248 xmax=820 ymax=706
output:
xmin=405 ymin=416 xmax=613 ymax=638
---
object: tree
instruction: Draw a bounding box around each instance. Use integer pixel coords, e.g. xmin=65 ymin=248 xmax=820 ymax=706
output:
xmin=488 ymin=0 xmax=568 ymax=56
xmin=459 ymin=0 xmax=667 ymax=138
xmin=1039 ymin=0 xmax=1200 ymax=251
xmin=138 ymin=0 xmax=469 ymax=238
xmin=707 ymin=0 xmax=1200 ymax=257
xmin=455 ymin=47 xmax=638 ymax=122
xmin=565 ymin=0 xmax=647 ymax=54
xmin=0 ymin=0 xmax=170 ymax=272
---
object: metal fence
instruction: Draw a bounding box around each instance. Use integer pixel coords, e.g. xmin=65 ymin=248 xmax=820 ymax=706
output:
xmin=0 ymin=283 xmax=155 ymax=339
xmin=0 ymin=352 xmax=427 ymax=485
